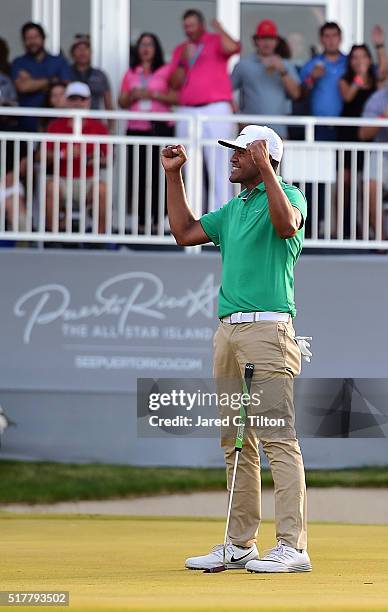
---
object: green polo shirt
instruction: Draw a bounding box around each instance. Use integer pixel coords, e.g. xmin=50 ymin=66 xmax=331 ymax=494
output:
xmin=199 ymin=176 xmax=307 ymax=318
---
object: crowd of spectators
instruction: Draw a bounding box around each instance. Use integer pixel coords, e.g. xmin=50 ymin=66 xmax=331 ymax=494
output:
xmin=1 ymin=13 xmax=388 ymax=241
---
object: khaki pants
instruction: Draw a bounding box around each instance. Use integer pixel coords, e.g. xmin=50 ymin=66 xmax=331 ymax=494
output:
xmin=213 ymin=319 xmax=307 ymax=550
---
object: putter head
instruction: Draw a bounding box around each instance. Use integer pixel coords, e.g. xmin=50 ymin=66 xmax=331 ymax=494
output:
xmin=203 ymin=565 xmax=227 ymax=573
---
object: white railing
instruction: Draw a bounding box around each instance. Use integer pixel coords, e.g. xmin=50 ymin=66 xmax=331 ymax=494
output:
xmin=1 ymin=107 xmax=388 ymax=249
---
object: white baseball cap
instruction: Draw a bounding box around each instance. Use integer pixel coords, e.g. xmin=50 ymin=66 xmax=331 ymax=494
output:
xmin=65 ymin=81 xmax=91 ymax=99
xmin=218 ymin=125 xmax=284 ymax=162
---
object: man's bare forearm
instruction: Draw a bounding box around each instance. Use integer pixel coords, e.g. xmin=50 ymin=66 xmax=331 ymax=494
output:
xmin=15 ymin=76 xmax=48 ymax=93
xmin=260 ymin=165 xmax=299 ymax=238
xmin=169 ymin=67 xmax=185 ymax=90
xmin=282 ymin=74 xmax=301 ymax=100
xmin=166 ymin=170 xmax=196 ymax=241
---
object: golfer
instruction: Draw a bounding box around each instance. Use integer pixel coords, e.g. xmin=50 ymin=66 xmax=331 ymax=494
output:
xmin=161 ymin=125 xmax=312 ymax=574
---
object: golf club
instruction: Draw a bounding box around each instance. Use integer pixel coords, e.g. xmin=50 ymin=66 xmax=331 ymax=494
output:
xmin=204 ymin=362 xmax=255 ymax=573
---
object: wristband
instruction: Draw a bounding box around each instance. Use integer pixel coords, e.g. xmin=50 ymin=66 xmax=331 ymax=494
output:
xmin=280 ymin=70 xmax=288 ymax=77
xmin=304 ymin=75 xmax=314 ymax=88
xmin=353 ymin=75 xmax=364 ymax=87
xmin=375 ymin=43 xmax=385 ymax=49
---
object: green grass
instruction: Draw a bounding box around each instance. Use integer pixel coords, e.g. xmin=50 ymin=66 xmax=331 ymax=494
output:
xmin=1 ymin=516 xmax=388 ymax=610
xmin=0 ymin=460 xmax=387 ymax=504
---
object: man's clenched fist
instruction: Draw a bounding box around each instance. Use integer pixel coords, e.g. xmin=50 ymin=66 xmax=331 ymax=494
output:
xmin=246 ymin=139 xmax=271 ymax=170
xmin=161 ymin=144 xmax=188 ymax=172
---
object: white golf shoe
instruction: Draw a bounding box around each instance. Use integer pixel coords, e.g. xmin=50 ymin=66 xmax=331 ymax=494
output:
xmin=246 ymin=541 xmax=312 ymax=573
xmin=185 ymin=542 xmax=259 ymax=570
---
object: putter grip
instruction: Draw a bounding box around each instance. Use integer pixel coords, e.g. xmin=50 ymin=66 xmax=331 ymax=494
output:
xmin=244 ymin=363 xmax=254 ymax=390
xmin=235 ymin=363 xmax=255 ymax=452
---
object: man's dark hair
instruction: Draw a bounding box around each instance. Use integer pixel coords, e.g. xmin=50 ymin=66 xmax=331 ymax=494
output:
xmin=131 ymin=32 xmax=165 ymax=72
xmin=275 ymin=37 xmax=291 ymax=60
xmin=270 ymin=159 xmax=280 ymax=173
xmin=21 ymin=21 xmax=46 ymax=40
xmin=183 ymin=9 xmax=205 ymax=23
xmin=319 ymin=21 xmax=341 ymax=37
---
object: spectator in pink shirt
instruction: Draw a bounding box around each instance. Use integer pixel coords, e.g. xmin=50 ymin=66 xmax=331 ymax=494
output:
xmin=170 ymin=9 xmax=240 ymax=210
xmin=118 ymin=33 xmax=178 ymax=232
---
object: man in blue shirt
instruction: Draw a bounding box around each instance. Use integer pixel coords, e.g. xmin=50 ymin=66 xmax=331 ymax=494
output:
xmin=11 ymin=22 xmax=71 ymax=131
xmin=300 ymin=22 xmax=347 ymax=140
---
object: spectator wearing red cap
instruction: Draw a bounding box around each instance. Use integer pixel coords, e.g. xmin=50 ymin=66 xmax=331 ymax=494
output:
xmin=170 ymin=9 xmax=240 ymax=210
xmin=232 ymin=19 xmax=300 ymax=138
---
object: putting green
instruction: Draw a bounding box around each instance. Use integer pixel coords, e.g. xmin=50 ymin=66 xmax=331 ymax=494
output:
xmin=1 ymin=513 xmax=387 ymax=611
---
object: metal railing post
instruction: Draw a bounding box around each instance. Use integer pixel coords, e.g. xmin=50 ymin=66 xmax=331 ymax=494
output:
xmin=305 ymin=118 xmax=315 ymax=143
xmin=185 ymin=113 xmax=203 ymax=254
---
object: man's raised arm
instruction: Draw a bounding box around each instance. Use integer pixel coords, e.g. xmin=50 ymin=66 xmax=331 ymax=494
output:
xmin=161 ymin=144 xmax=210 ymax=246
